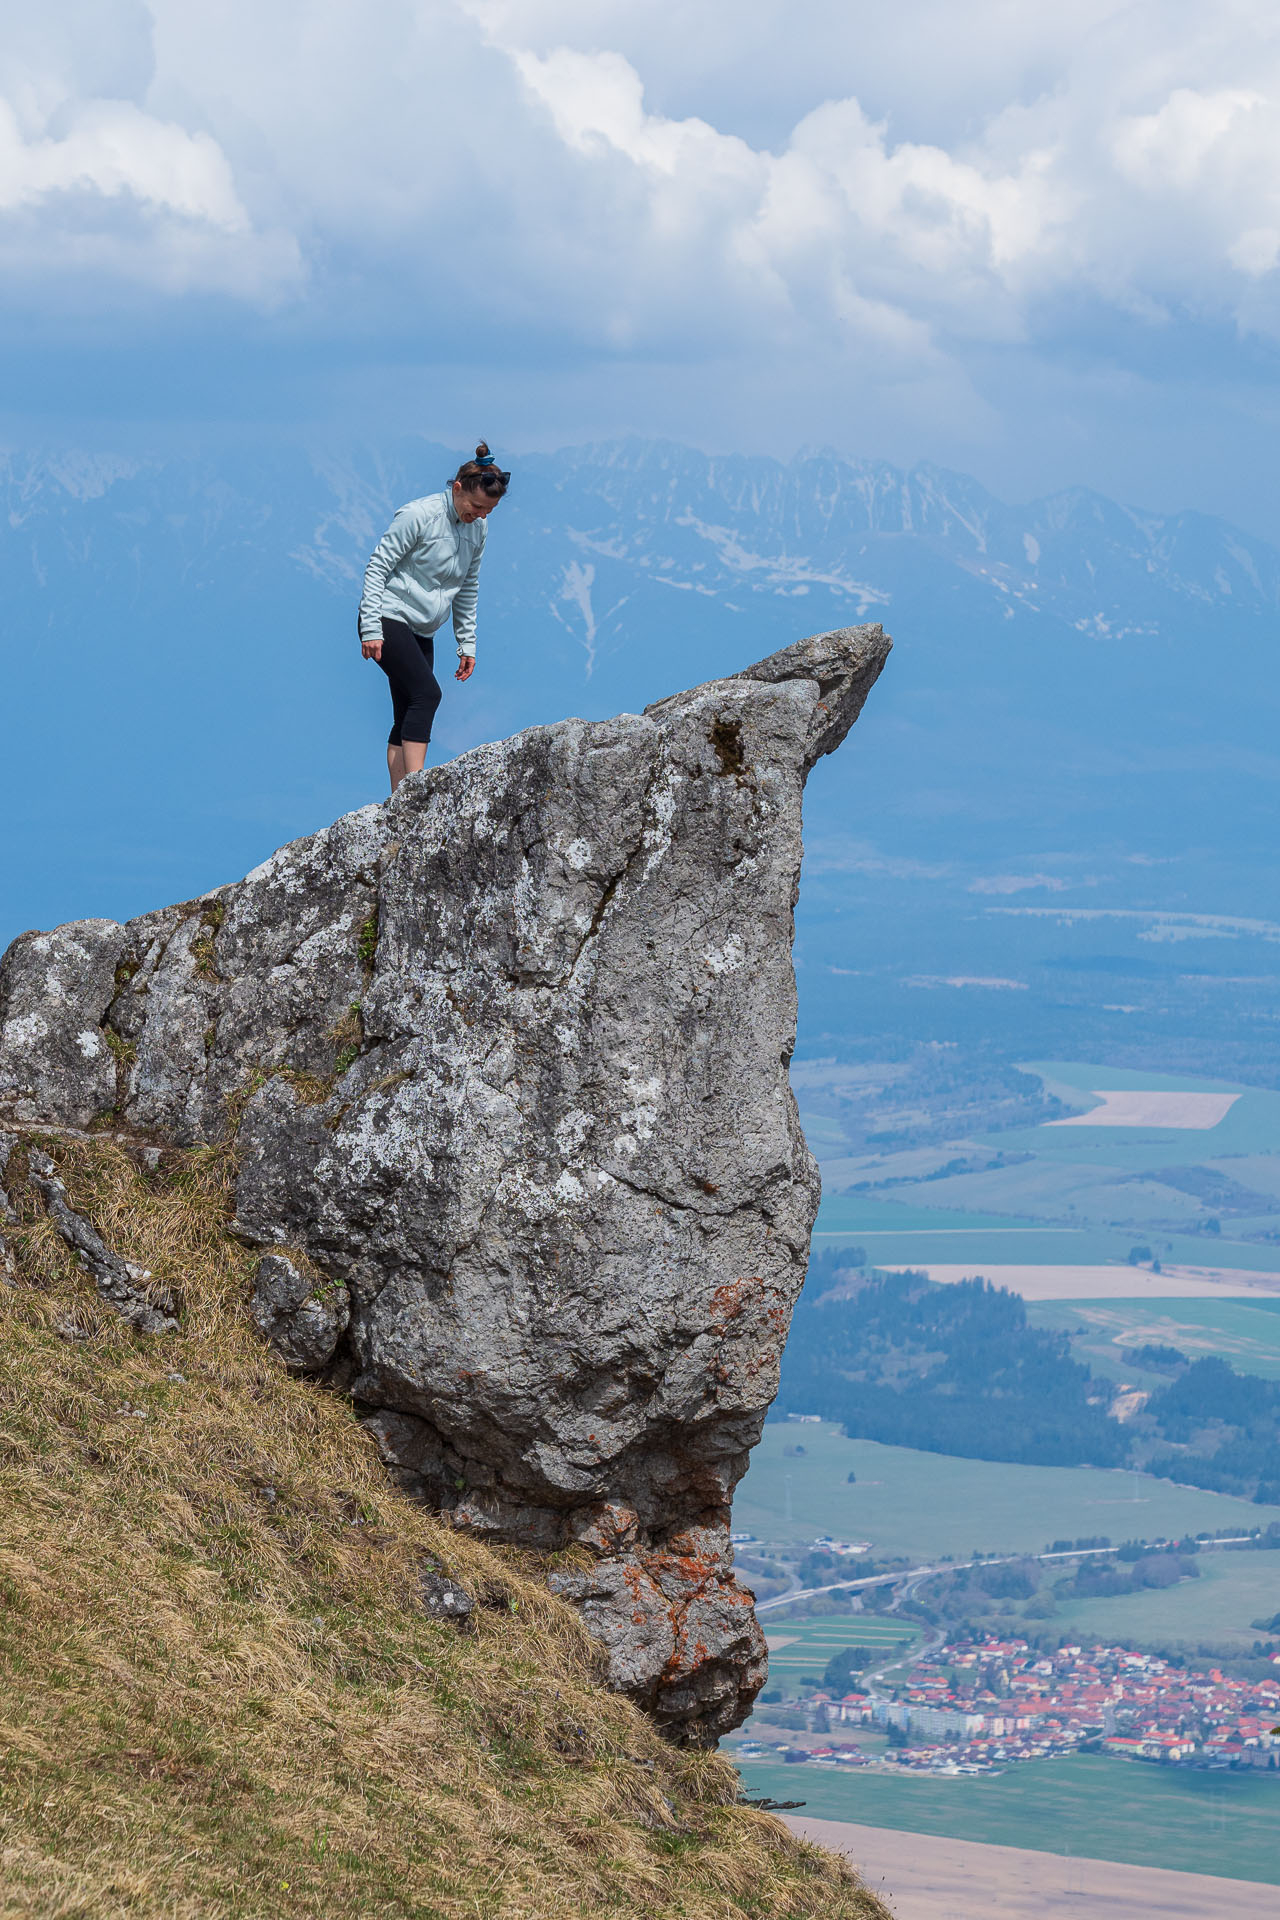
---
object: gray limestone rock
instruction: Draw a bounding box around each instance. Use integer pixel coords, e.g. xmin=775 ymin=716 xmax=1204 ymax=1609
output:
xmin=0 ymin=920 xmax=126 ymax=1126
xmin=0 ymin=623 xmax=891 ymax=1742
xmin=419 ymin=1565 xmax=476 ymax=1625
xmin=26 ymin=1150 xmax=179 ymax=1335
xmin=548 ymin=1518 xmax=769 ymax=1741
xmin=251 ymin=1252 xmax=351 ymax=1372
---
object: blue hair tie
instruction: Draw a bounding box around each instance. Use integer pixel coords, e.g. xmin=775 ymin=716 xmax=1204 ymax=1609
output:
xmin=475 ymin=452 xmax=495 ymax=467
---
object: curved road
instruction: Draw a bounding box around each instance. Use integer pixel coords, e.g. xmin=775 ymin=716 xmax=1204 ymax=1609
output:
xmin=753 ymin=1534 xmax=1255 ymax=1617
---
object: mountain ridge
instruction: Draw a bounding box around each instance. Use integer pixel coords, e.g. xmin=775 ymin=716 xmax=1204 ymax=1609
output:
xmin=4 ymin=431 xmax=1277 ymax=966
xmin=7 ymin=434 xmax=1280 ymax=637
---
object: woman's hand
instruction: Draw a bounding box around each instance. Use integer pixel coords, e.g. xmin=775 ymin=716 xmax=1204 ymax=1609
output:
xmin=362 ymin=635 xmax=383 ymax=662
xmin=455 ymin=656 xmax=475 ymax=682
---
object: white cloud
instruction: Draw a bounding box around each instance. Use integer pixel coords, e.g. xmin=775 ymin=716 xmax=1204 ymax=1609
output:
xmin=0 ymin=9 xmax=298 ymax=300
xmin=0 ymin=98 xmax=244 ymax=226
xmin=495 ymin=28 xmax=1280 ymax=353
xmin=805 ymin=837 xmax=953 ymax=880
xmin=1230 ymin=227 xmax=1280 ymax=276
xmin=1111 ymin=87 xmax=1264 ymax=192
xmin=511 ymin=46 xmax=739 ymax=174
xmin=969 ymin=873 xmax=1068 ymax=895
xmin=10 ymin=2 xmax=1280 ymax=393
xmin=989 ymin=907 xmax=1280 ymax=943
xmin=906 ymin=975 xmax=1030 ymax=990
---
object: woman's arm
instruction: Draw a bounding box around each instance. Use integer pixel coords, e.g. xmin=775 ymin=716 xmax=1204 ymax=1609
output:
xmin=359 ymin=504 xmax=428 ymax=660
xmin=450 ymin=539 xmax=484 ymax=672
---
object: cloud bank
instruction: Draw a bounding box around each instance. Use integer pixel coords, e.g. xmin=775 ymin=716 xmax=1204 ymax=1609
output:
xmin=6 ymin=2 xmax=1280 ymax=512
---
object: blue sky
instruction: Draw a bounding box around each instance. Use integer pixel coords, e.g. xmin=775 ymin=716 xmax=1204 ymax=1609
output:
xmin=6 ymin=1 xmax=1280 ymax=532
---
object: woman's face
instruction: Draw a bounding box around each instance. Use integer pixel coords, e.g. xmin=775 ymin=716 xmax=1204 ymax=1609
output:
xmin=452 ymin=479 xmax=500 ymax=523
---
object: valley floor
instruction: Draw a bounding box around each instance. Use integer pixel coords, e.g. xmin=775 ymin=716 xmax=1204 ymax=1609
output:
xmin=735 ymin=1425 xmax=1265 ymax=1561
xmin=735 ymin=1754 xmax=1280 ymax=1885
xmin=784 ymin=1815 xmax=1280 ymax=1920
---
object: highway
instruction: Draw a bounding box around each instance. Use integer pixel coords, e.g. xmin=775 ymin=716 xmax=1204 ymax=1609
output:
xmin=753 ymin=1534 xmax=1256 ymax=1616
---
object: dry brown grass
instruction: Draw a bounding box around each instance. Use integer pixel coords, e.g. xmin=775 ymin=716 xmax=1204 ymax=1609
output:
xmin=0 ymin=1134 xmax=888 ymax=1920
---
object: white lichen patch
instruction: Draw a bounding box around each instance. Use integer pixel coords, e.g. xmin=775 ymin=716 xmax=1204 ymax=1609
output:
xmin=554 ymin=1108 xmax=594 ymax=1158
xmin=614 ymin=1070 xmax=663 ymax=1148
xmin=3 ymin=1013 xmax=49 ymax=1049
xmin=703 ymin=934 xmax=746 ymax=976
xmin=641 ymin=765 xmax=681 ymax=879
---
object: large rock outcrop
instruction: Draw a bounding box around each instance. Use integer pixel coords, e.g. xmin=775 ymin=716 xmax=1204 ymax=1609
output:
xmin=0 ymin=624 xmax=890 ymax=1741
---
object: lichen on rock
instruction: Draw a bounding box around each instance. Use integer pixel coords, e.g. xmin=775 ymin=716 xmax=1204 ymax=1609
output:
xmin=0 ymin=623 xmax=890 ymax=1743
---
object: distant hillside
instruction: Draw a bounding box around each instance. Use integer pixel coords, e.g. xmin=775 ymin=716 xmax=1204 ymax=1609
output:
xmin=776 ymin=1255 xmax=1128 ymax=1469
xmin=777 ymin=1252 xmax=1280 ymax=1500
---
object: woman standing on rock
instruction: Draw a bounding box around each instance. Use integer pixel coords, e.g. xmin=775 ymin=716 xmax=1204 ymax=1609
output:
xmin=359 ymin=443 xmax=510 ymax=792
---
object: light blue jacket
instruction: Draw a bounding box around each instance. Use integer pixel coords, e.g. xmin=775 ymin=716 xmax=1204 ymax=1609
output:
xmin=359 ymin=490 xmax=486 ymax=658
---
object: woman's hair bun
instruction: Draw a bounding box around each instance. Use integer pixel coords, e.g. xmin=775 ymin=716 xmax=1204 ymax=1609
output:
xmin=453 ymin=441 xmax=510 ymax=494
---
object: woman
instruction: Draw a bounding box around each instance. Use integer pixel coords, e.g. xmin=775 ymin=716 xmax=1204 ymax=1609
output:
xmin=358 ymin=442 xmax=510 ymax=791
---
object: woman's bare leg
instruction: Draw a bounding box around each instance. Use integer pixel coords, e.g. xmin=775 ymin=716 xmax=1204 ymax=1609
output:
xmin=387 ymin=741 xmax=426 ymax=793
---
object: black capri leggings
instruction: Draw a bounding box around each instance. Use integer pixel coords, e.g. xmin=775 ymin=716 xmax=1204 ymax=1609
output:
xmin=377 ymin=617 xmax=443 ymax=747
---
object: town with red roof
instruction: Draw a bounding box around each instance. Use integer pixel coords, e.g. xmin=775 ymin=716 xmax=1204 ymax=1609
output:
xmin=738 ymin=1636 xmax=1280 ymax=1776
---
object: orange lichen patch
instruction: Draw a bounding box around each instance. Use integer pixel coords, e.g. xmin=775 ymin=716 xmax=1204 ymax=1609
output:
xmin=573 ymin=1501 xmax=640 ymax=1555
xmin=709 ymin=1276 xmax=765 ymax=1326
xmin=635 ymin=1539 xmax=761 ymax=1686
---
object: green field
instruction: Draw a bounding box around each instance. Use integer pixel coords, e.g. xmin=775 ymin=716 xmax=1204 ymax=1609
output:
xmin=814 ymin=1058 xmax=1280 ymax=1246
xmin=1048 ymin=1548 xmax=1280 ymax=1653
xmin=735 ymin=1424 xmax=1267 ymax=1560
xmin=733 ymin=1753 xmax=1280 ymax=1885
xmin=1012 ymin=1061 xmax=1280 ymax=1157
xmin=1024 ymin=1061 xmax=1255 ymax=1097
xmin=758 ymin=1616 xmax=919 ymax=1691
xmin=1028 ymin=1296 xmax=1280 ymax=1382
xmin=812 ymin=1206 xmax=1280 ymax=1272
xmin=872 ymin=1154 xmax=1213 ymax=1227
xmin=814 ymin=1197 xmax=1051 ymax=1235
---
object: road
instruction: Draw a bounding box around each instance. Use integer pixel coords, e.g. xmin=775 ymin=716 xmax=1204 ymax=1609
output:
xmin=753 ymin=1534 xmax=1255 ymax=1617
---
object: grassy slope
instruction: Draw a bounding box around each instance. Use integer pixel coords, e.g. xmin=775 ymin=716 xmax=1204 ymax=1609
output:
xmin=0 ymin=1136 xmax=888 ymax=1920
